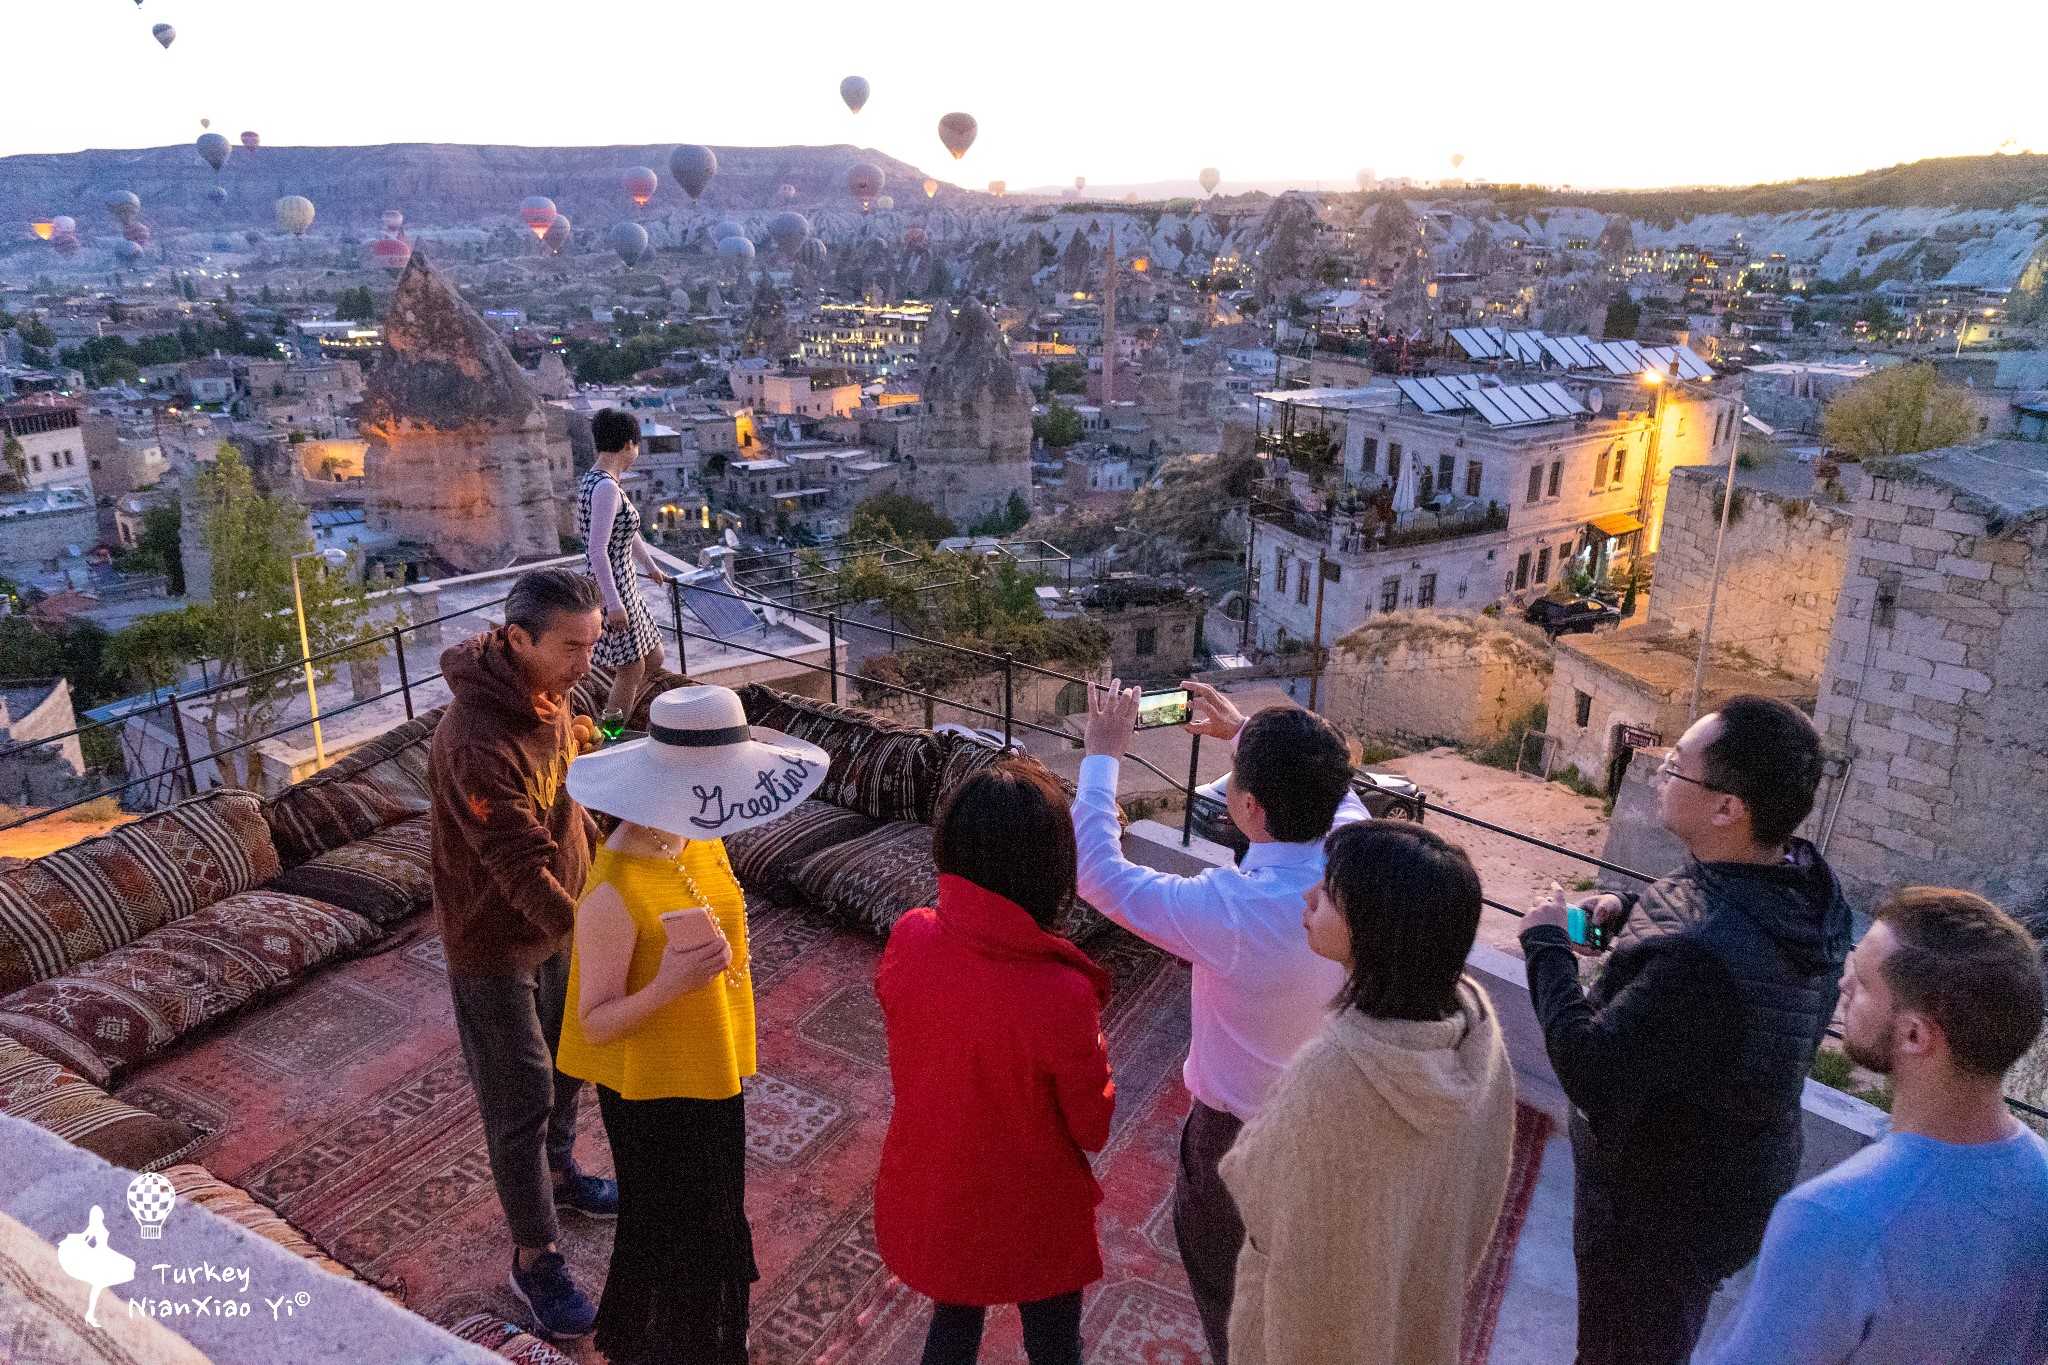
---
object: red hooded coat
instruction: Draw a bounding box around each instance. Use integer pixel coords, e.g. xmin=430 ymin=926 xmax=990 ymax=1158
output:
xmin=874 ymin=875 xmax=1116 ymax=1306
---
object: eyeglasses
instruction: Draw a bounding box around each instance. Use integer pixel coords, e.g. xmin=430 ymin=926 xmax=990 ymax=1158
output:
xmin=1656 ymin=756 xmax=1718 ymax=792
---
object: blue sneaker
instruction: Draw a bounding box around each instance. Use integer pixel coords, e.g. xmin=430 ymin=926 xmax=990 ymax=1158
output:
xmin=508 ymin=1250 xmax=596 ymax=1339
xmin=552 ymin=1163 xmax=618 ymax=1220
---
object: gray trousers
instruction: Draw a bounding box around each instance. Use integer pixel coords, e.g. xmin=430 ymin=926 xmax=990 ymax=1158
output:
xmin=1173 ymin=1098 xmax=1246 ymax=1365
xmin=449 ymin=948 xmax=585 ymax=1251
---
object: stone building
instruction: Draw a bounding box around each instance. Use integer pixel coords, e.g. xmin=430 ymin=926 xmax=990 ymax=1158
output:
xmin=1320 ymin=611 xmax=1553 ymax=751
xmin=1811 ymin=441 xmax=2048 ymax=914
xmin=900 ymin=301 xmax=1033 ymax=525
xmin=1650 ymin=465 xmax=1851 ymax=683
xmin=1078 ymin=577 xmax=1208 ymax=684
xmin=358 ymin=254 xmax=562 ymax=573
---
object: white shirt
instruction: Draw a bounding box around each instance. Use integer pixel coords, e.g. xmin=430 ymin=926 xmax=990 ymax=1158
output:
xmin=1072 ymin=753 xmax=1368 ymax=1122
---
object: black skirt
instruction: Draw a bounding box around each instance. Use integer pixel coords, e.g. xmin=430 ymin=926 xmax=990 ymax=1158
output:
xmin=594 ymin=1087 xmax=758 ymax=1365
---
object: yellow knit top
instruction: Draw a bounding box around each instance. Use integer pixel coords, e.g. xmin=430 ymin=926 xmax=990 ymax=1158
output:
xmin=555 ymin=839 xmax=755 ymax=1101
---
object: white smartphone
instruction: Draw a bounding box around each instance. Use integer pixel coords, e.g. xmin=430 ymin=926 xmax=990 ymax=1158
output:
xmin=659 ymin=907 xmax=724 ymax=953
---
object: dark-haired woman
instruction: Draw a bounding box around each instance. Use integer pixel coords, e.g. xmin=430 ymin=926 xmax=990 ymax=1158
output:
xmin=875 ymin=761 xmax=1116 ymax=1365
xmin=1219 ymin=822 xmax=1515 ymax=1365
xmin=578 ymin=407 xmax=671 ymax=721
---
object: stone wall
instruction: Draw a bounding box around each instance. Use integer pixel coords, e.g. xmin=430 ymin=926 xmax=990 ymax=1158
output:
xmin=852 ymin=663 xmax=1098 ymax=735
xmin=1650 ymin=465 xmax=1851 ymax=683
xmin=1813 ymin=457 xmax=2048 ymax=915
xmin=1318 ymin=611 xmax=1552 ymax=749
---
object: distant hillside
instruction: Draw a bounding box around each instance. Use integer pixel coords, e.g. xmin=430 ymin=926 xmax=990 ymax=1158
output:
xmin=1442 ymin=154 xmax=2048 ymax=224
xmin=0 ymin=142 xmax=952 ymax=235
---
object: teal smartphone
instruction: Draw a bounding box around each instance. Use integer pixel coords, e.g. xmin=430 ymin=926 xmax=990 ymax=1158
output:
xmin=1566 ymin=905 xmax=1609 ymax=951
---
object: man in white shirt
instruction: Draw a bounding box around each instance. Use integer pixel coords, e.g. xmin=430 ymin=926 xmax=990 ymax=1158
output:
xmin=1075 ymin=678 xmax=1366 ymax=1364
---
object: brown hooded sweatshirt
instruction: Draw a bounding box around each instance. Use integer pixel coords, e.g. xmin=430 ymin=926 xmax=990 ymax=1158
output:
xmin=429 ymin=628 xmax=594 ymax=976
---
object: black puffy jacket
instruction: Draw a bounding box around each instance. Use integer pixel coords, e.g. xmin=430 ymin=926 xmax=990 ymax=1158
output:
xmin=1522 ymin=838 xmax=1853 ymax=1278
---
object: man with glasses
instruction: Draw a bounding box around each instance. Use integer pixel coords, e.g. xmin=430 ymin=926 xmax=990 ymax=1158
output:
xmin=1522 ymin=696 xmax=1853 ymax=1364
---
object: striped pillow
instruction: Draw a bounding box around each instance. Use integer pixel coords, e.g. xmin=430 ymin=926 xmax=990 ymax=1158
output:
xmin=0 ymin=789 xmax=280 ymax=996
xmin=0 ymin=1034 xmax=197 ymax=1172
xmin=737 ymin=686 xmax=942 ymax=824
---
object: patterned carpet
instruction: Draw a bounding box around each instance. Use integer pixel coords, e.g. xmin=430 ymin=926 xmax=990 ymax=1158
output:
xmin=114 ymin=901 xmax=1548 ymax=1364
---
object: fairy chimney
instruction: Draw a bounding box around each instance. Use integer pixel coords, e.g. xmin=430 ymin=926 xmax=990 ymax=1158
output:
xmin=902 ymin=299 xmax=1032 ymax=525
xmin=359 ymin=252 xmax=561 ymax=572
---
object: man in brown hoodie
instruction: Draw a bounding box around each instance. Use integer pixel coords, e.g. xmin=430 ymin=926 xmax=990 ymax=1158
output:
xmin=430 ymin=567 xmax=612 ymax=1339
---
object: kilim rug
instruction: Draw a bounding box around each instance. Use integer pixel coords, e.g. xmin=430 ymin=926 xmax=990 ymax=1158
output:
xmin=115 ymin=902 xmax=1549 ymax=1364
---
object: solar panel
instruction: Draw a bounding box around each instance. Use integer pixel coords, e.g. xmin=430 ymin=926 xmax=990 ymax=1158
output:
xmin=1396 ymin=376 xmax=1471 ymax=413
xmin=1465 ymin=381 xmax=1588 ymax=428
xmin=1449 ymin=328 xmax=1499 ymax=359
xmin=1639 ymin=344 xmax=1714 ymax=381
xmin=683 ymin=583 xmax=764 ymax=640
xmin=1502 ymin=330 xmax=1549 ymax=365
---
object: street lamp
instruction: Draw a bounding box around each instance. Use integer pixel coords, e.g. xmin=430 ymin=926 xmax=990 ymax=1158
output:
xmin=291 ymin=546 xmax=349 ymax=768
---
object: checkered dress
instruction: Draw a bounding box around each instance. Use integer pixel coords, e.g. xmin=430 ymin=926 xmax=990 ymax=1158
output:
xmin=578 ymin=469 xmax=662 ymax=668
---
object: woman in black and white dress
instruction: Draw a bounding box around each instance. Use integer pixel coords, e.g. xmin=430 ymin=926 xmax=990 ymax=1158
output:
xmin=579 ymin=408 xmax=672 ymax=719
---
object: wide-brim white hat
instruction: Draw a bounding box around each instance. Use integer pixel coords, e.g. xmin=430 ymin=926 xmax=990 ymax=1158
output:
xmin=566 ymin=685 xmax=828 ymax=840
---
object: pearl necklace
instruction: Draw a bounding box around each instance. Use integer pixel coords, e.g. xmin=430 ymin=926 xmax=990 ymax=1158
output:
xmin=635 ymin=827 xmax=746 ymax=989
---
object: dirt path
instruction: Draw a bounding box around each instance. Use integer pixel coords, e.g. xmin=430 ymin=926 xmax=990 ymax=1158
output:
xmin=1376 ymin=748 xmax=1612 ymax=955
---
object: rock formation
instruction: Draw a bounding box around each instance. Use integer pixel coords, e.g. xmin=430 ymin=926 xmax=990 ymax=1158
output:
xmin=901 ymin=300 xmax=1032 ymax=524
xmin=358 ymin=252 xmax=561 ymax=572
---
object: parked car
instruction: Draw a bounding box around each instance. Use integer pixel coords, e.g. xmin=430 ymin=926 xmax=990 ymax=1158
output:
xmin=1186 ymin=770 xmax=1426 ymax=858
xmin=1523 ymin=595 xmax=1622 ymax=637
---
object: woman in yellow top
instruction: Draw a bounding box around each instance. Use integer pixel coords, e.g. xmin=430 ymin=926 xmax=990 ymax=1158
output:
xmin=560 ymin=684 xmax=828 ymax=1365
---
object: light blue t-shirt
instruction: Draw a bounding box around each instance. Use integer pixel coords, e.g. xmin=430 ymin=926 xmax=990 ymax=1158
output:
xmin=1707 ymin=1126 xmax=2048 ymax=1364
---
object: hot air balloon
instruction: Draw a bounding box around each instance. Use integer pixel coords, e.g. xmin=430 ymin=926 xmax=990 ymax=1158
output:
xmin=207 ymin=185 xmax=228 ymax=208
xmin=275 ymin=195 xmax=316 ymax=237
xmin=151 ymin=23 xmax=175 ymax=48
xmin=105 ymin=192 xmax=141 ymax=227
xmin=670 ymin=145 xmax=717 ymax=201
xmin=839 ymin=76 xmax=869 ymax=114
xmin=543 ymin=214 xmax=573 ymax=255
xmin=988 ymin=180 xmax=1006 ymax=197
xmin=777 ymin=183 xmax=797 ymax=203
xmin=610 ymin=220 xmax=648 ymax=266
xmin=241 ymin=130 xmax=260 ymax=152
xmin=518 ymin=196 xmax=558 ymax=239
xmin=905 ymin=226 xmax=930 ymax=251
xmin=1075 ymin=176 xmax=1086 ymax=191
xmin=200 ymin=118 xmax=210 ymax=129
xmin=1199 ymin=167 xmax=1220 ymax=195
xmin=29 ymin=221 xmax=55 ymax=242
xmin=717 ymin=235 xmax=755 ymax=262
xmin=709 ymin=220 xmax=744 ymax=247
xmin=53 ymin=216 xmax=75 ymax=235
xmin=1355 ymin=168 xmax=1375 ymax=190
xmin=768 ymin=211 xmax=810 ymax=254
xmin=116 ymin=240 xmax=144 ymax=262
xmin=875 ymin=195 xmax=895 ymax=211
xmin=937 ymin=112 xmax=977 ymax=161
xmin=846 ymin=163 xmax=884 ymax=208
xmin=370 ymin=236 xmax=412 ymax=271
xmin=52 ymin=233 xmax=80 ymax=259
xmin=381 ymin=209 xmax=405 ymax=234
xmin=123 ymin=221 xmax=152 ymax=248
xmin=922 ymin=177 xmax=939 ymax=199
xmin=797 ymin=238 xmax=827 ymax=269
xmin=197 ymin=133 xmax=231 ymax=172
xmin=1124 ymin=192 xmax=1139 ymax=204
xmin=624 ymin=166 xmax=658 ymax=207
xmin=1450 ymin=153 xmax=1464 ymax=170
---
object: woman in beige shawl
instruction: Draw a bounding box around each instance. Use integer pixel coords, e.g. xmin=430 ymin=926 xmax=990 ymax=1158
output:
xmin=1220 ymin=822 xmax=1516 ymax=1365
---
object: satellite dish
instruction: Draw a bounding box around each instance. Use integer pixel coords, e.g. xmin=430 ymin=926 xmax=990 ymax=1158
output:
xmin=723 ymin=528 xmax=740 ymax=549
xmin=1587 ymin=387 xmax=1603 ymax=415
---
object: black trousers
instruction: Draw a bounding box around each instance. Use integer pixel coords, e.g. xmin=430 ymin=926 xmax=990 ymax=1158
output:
xmin=1172 ymin=1099 xmax=1246 ymax=1365
xmin=920 ymin=1291 xmax=1083 ymax=1365
xmin=1571 ymin=1162 xmax=1719 ymax=1365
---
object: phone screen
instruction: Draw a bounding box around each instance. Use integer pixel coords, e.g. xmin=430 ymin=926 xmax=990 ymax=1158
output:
xmin=1136 ymin=688 xmax=1191 ymax=730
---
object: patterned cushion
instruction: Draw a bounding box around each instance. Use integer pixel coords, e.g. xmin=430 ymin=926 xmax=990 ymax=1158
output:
xmin=261 ymin=710 xmax=444 ymax=867
xmin=738 ymin=685 xmax=942 ymax=824
xmin=161 ymin=1165 xmax=359 ymax=1281
xmin=0 ymin=1034 xmax=197 ymax=1171
xmin=788 ymin=820 xmax=939 ymax=937
xmin=449 ymin=1314 xmax=577 ymax=1365
xmin=264 ymin=815 xmax=433 ymax=926
xmin=0 ymin=789 xmax=282 ymax=996
xmin=0 ymin=892 xmax=381 ymax=1086
xmin=723 ymin=799 xmax=883 ymax=901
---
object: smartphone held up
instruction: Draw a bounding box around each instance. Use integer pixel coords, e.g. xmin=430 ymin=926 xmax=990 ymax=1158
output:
xmin=1135 ymin=687 xmax=1191 ymax=730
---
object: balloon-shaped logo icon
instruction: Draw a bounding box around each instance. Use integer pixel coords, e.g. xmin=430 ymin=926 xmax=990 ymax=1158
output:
xmin=126 ymin=1172 xmax=176 ymax=1240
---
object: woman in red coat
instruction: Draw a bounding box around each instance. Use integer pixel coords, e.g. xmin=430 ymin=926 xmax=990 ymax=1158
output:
xmin=876 ymin=760 xmax=1117 ymax=1365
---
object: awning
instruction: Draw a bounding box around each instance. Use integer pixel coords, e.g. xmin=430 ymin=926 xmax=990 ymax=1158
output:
xmin=1587 ymin=512 xmax=1645 ymax=538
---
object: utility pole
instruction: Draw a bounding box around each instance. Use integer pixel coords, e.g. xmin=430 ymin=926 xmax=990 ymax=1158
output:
xmin=1239 ymin=497 xmax=1257 ymax=654
xmin=1307 ymin=551 xmax=1329 ymax=712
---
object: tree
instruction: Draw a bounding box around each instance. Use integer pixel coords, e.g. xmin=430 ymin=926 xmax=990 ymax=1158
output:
xmin=1041 ymin=360 xmax=1087 ymax=395
xmin=190 ymin=444 xmax=378 ymax=791
xmin=1821 ymin=364 xmax=1979 ymax=462
xmin=1602 ymin=295 xmax=1641 ymax=340
xmin=336 ymin=286 xmax=377 ymax=323
xmin=850 ymin=491 xmax=957 ymax=547
xmin=0 ymin=436 xmax=25 ymax=494
xmin=15 ymin=316 xmax=56 ymax=349
xmin=1033 ymin=401 xmax=1085 ymax=451
xmin=137 ymin=504 xmax=186 ymax=595
xmin=103 ymin=605 xmax=214 ymax=693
